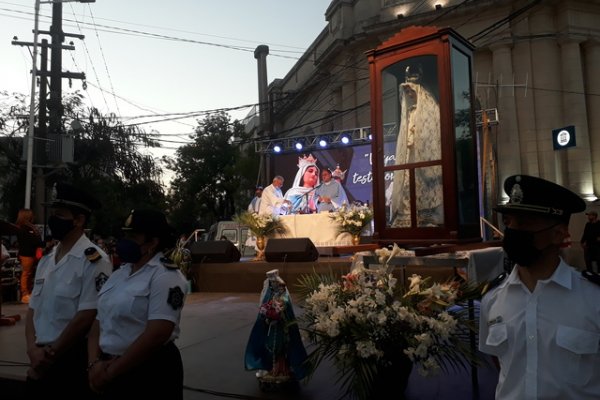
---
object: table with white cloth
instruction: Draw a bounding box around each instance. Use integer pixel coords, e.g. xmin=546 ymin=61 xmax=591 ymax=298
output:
xmin=274 ymin=213 xmax=353 ymax=247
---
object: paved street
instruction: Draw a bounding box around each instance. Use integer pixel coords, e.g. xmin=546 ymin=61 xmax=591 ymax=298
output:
xmin=0 ymin=292 xmax=497 ymax=399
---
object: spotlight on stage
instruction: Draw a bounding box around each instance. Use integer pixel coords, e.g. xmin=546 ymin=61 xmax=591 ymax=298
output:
xmin=273 ymin=143 xmax=282 ymax=153
xmin=368 ymin=134 xmax=372 ymax=140
xmin=318 ymin=137 xmax=328 ymax=148
xmin=294 ymin=140 xmax=304 ymax=151
xmin=340 ymin=134 xmax=351 ymax=145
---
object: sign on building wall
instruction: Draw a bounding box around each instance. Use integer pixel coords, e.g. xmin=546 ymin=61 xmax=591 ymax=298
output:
xmin=552 ymin=125 xmax=576 ymax=150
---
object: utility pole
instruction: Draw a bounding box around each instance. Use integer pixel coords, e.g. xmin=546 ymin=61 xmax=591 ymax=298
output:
xmin=12 ymin=0 xmax=90 ymax=221
xmin=34 ymin=39 xmax=49 ymax=223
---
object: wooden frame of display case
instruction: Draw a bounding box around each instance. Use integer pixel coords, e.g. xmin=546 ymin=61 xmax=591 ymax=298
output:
xmin=367 ymin=26 xmax=481 ymax=246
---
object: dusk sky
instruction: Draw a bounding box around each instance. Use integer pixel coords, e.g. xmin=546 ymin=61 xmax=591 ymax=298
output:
xmin=0 ymin=0 xmax=329 ymax=182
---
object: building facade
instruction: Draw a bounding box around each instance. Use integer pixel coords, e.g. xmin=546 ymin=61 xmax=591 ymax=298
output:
xmin=254 ymin=0 xmax=599 ymax=202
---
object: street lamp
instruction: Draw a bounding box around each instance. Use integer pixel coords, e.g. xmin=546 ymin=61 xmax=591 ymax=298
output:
xmin=24 ymin=0 xmax=95 ymax=209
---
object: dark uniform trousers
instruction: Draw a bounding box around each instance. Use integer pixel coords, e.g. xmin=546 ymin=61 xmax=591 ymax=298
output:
xmin=98 ymin=341 xmax=183 ymax=400
xmin=24 ymin=338 xmax=95 ymax=399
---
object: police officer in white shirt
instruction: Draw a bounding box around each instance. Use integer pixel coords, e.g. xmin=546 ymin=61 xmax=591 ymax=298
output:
xmin=87 ymin=209 xmax=187 ymax=399
xmin=25 ymin=182 xmax=112 ymax=397
xmin=479 ymin=175 xmax=600 ymax=400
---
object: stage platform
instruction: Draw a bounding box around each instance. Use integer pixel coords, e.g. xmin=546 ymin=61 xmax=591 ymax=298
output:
xmin=191 ymin=255 xmax=355 ymax=293
xmin=190 ymin=243 xmax=468 ymax=293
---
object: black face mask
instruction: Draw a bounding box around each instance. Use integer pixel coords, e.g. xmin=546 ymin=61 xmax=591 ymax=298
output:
xmin=502 ymin=224 xmax=558 ymax=267
xmin=115 ymin=238 xmax=142 ymax=264
xmin=48 ymin=215 xmax=75 ymax=241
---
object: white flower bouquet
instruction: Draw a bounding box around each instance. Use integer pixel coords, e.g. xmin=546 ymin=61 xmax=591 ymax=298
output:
xmin=297 ymin=245 xmax=484 ymax=400
xmin=329 ymin=204 xmax=373 ymax=236
xmin=234 ymin=211 xmax=287 ymax=237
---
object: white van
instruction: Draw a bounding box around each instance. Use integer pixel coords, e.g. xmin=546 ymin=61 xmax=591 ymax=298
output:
xmin=205 ymin=221 xmax=255 ymax=257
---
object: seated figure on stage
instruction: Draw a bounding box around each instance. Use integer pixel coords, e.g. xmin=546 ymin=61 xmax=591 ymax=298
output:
xmin=283 ymin=154 xmax=320 ymax=214
xmin=316 ymin=167 xmax=349 ymax=213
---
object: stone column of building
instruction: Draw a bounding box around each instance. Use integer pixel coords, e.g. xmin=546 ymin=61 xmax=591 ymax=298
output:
xmin=490 ymin=41 xmax=521 ymax=187
xmin=341 ymin=63 xmax=358 ymax=129
xmin=529 ymin=6 xmax=564 ymax=184
xmin=559 ymin=35 xmax=594 ymax=198
xmin=583 ymin=39 xmax=600 ymax=198
xmin=512 ymin=16 xmax=540 ymax=179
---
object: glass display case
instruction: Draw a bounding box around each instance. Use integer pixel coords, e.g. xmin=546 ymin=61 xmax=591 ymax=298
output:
xmin=367 ymin=26 xmax=480 ymax=245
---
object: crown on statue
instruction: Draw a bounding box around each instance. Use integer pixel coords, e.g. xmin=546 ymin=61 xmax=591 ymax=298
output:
xmin=298 ymin=154 xmax=317 ymax=169
xmin=332 ymin=164 xmax=347 ymax=180
xmin=405 ymin=65 xmax=422 ymax=83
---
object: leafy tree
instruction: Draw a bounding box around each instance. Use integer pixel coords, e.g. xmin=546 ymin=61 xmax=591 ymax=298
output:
xmin=56 ymin=103 xmax=166 ymax=237
xmin=165 ymin=112 xmax=259 ymax=234
xmin=0 ymin=91 xmax=166 ymax=238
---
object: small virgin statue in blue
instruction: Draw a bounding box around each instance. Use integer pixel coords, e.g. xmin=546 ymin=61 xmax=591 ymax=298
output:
xmin=244 ymin=269 xmax=308 ymax=391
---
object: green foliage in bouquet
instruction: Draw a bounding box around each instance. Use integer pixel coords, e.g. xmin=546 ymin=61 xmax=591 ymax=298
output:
xmin=329 ymin=204 xmax=373 ymax=236
xmin=234 ymin=211 xmax=287 ymax=237
xmin=296 ymin=244 xmax=485 ymax=400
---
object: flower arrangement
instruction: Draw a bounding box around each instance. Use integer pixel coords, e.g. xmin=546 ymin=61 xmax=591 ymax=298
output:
xmin=169 ymin=238 xmax=192 ymax=278
xmin=234 ymin=211 xmax=287 ymax=238
xmin=297 ymin=244 xmax=483 ymax=400
xmin=329 ymin=203 xmax=373 ymax=236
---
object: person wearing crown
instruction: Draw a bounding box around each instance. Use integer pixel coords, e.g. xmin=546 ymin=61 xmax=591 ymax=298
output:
xmin=283 ymin=154 xmax=320 ymax=214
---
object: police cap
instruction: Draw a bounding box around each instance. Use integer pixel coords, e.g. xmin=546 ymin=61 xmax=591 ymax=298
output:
xmin=122 ymin=209 xmax=176 ymax=247
xmin=47 ymin=182 xmax=101 ymax=214
xmin=494 ymin=174 xmax=585 ymax=222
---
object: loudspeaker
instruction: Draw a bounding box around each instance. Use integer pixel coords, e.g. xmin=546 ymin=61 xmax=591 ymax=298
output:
xmin=265 ymin=238 xmax=319 ymax=262
xmin=189 ymin=240 xmax=241 ymax=263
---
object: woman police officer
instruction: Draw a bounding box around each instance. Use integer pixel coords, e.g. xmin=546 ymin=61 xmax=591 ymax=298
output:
xmin=87 ymin=209 xmax=187 ymax=399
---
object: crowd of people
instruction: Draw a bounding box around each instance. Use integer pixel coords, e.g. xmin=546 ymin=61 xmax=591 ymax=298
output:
xmin=0 ymin=172 xmax=597 ymax=399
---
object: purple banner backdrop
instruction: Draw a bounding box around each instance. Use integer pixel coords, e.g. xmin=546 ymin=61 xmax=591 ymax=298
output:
xmin=269 ymin=140 xmax=397 ymax=206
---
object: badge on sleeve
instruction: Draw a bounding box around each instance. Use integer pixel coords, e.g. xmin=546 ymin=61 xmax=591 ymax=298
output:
xmin=481 ymin=272 xmax=507 ymax=297
xmin=168 ymin=286 xmax=185 ymax=310
xmin=95 ymin=272 xmax=109 ymax=291
xmin=582 ymin=270 xmax=600 ymax=286
xmin=85 ymin=247 xmax=102 ymax=263
xmin=160 ymin=257 xmax=178 ymax=270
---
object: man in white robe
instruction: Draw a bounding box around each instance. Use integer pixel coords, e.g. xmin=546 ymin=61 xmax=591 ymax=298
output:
xmin=316 ymin=168 xmax=348 ymax=212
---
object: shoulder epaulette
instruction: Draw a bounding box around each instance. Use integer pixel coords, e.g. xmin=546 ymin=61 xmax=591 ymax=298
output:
xmin=481 ymin=272 xmax=508 ymax=297
xmin=160 ymin=256 xmax=179 ymax=270
xmin=582 ymin=270 xmax=600 ymax=286
xmin=85 ymin=247 xmax=102 ymax=263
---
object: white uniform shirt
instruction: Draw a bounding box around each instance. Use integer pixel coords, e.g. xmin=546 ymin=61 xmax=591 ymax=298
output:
xmin=30 ymin=234 xmax=112 ymax=345
xmin=258 ymin=184 xmax=285 ymax=216
xmin=479 ymin=259 xmax=600 ymax=400
xmin=96 ymin=253 xmax=187 ymax=356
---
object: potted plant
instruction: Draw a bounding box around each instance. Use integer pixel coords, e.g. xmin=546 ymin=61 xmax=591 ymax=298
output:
xmin=233 ymin=211 xmax=287 ymax=260
xmin=329 ymin=203 xmax=374 ymax=245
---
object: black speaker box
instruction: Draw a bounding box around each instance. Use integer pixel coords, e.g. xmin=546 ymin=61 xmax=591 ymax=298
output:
xmin=265 ymin=238 xmax=319 ymax=262
xmin=189 ymin=240 xmax=241 ymax=263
